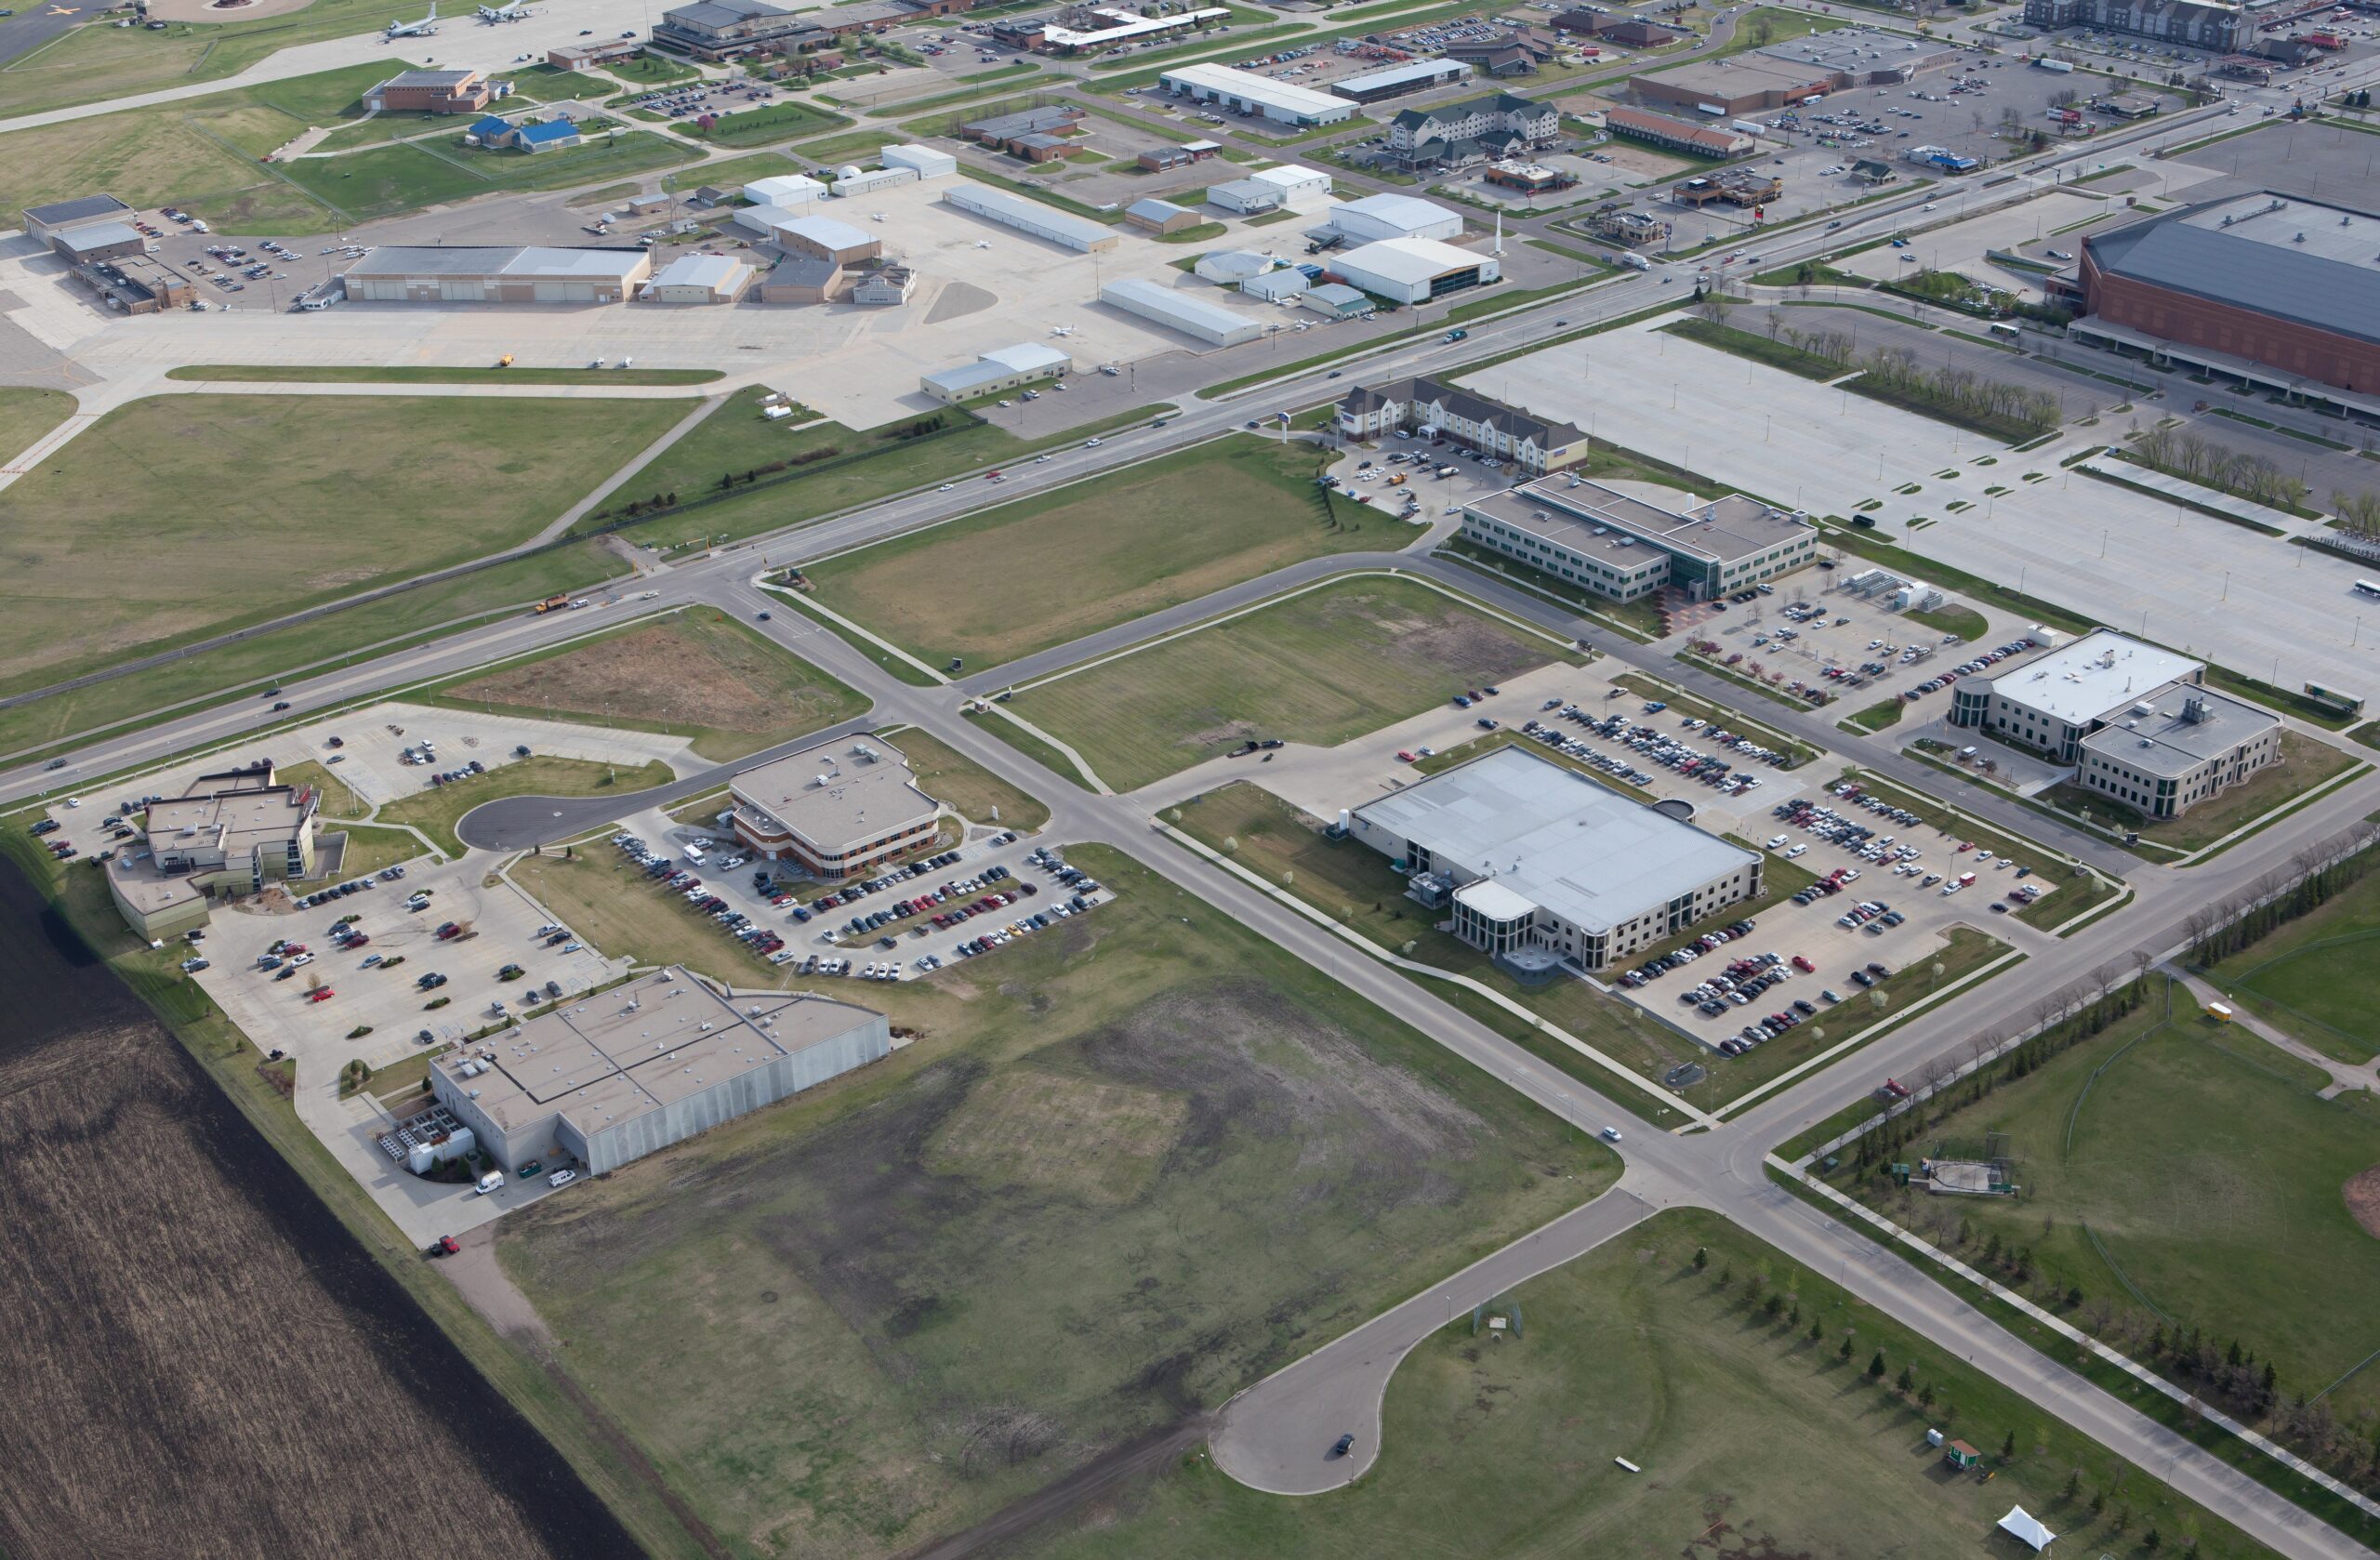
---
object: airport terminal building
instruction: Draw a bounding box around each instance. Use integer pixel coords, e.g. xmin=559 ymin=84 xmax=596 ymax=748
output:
xmin=1948 ymin=630 xmax=2281 ymax=818
xmin=1350 ymin=747 xmax=1761 ymax=973
xmin=430 ymin=969 xmax=890 ymax=1173
xmin=1460 ymin=475 xmax=1819 ymax=602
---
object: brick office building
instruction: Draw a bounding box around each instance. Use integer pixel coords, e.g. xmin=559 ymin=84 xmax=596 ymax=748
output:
xmin=2073 ymin=191 xmax=2380 ymax=407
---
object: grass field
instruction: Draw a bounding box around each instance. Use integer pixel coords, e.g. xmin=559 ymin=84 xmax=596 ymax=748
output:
xmin=280 ymin=129 xmax=699 ymax=221
xmin=373 ymin=757 xmax=674 ymax=859
xmin=433 ymin=608 xmax=868 ymax=761
xmin=656 ymin=151 xmax=800 ymax=192
xmin=0 ymin=62 xmax=398 ymax=232
xmin=165 ymin=365 xmax=722 ymax=387
xmin=493 ymin=65 xmax=612 ymax=103
xmin=803 ymin=439 xmax=1387 ymax=672
xmin=604 ymin=52 xmax=700 ymax=86
xmin=1014 ymin=1207 xmax=2274 ymax=1560
xmin=0 ymin=542 xmax=629 ymax=767
xmin=880 ymin=726 xmax=1050 ymax=831
xmin=1009 ymin=578 xmax=1569 ymax=791
xmin=0 ymin=394 xmax=687 ymax=699
xmin=2040 ymin=731 xmax=2359 ymax=853
xmin=1824 ymin=978 xmax=2380 ymax=1429
xmin=0 ymin=388 xmax=77 ymax=465
xmin=598 ymin=385 xmax=817 ymax=504
xmin=1174 ymin=782 xmax=2004 ymax=1115
xmin=496 ymin=845 xmax=1615 ymax=1560
xmin=1909 ymin=602 xmax=1989 ymax=641
xmin=585 ymin=403 xmax=1170 ymax=550
xmin=0 ymin=3 xmax=410 ymax=118
xmin=2208 ymin=864 xmax=2380 ymax=1064
xmin=670 ymin=99 xmax=848 ymax=146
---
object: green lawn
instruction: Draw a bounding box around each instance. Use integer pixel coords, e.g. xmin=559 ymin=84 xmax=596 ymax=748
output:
xmin=1818 ymin=976 xmax=2380 ymax=1428
xmin=1845 ymin=696 xmax=1907 ymax=733
xmin=0 ymin=393 xmax=689 ymax=698
xmin=377 ymin=756 xmax=676 ymax=858
xmin=0 ymin=388 xmax=76 ymax=465
xmin=658 ymin=151 xmax=800 ymax=192
xmin=2040 ymin=731 xmax=2359 ymax=854
xmin=880 ymin=725 xmax=1049 ymax=831
xmin=165 ymin=365 xmax=721 ymax=387
xmin=604 ymin=52 xmax=700 ymax=86
xmin=1174 ymin=782 xmax=2003 ymax=1116
xmin=281 ymin=128 xmax=700 ymax=221
xmin=804 ymin=439 xmax=1390 ymax=672
xmin=670 ymin=99 xmax=849 ymax=146
xmin=0 ymin=541 xmax=628 ymax=767
xmin=599 ymin=385 xmax=819 ymax=504
xmin=430 ymin=607 xmax=869 ymax=762
xmin=2207 ymin=863 xmax=2380 ymax=1064
xmin=0 ymin=3 xmax=416 ymax=118
xmin=1909 ymin=602 xmax=1989 ymax=641
xmin=496 ymin=845 xmax=1616 ymax=1560
xmin=1010 ymin=577 xmax=1571 ymax=790
xmin=1015 ymin=1208 xmax=2276 ymax=1560
xmin=492 ymin=65 xmax=612 ymax=103
xmin=0 ymin=62 xmax=400 ymax=232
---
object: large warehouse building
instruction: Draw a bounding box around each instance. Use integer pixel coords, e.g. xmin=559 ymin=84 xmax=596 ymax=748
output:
xmin=1948 ymin=630 xmax=2280 ymax=817
xmin=1158 ymin=62 xmax=1356 ymax=126
xmin=1321 ymin=192 xmax=1464 ymax=245
xmin=1633 ymin=30 xmax=1957 ymax=115
xmin=1461 ymin=474 xmax=1818 ymax=602
xmin=2073 ymin=191 xmax=2380 ymax=408
xmin=1329 ymin=236 xmax=1499 ymax=304
xmin=1349 ymin=746 xmax=1762 ymax=973
xmin=338 ymin=245 xmax=651 ymax=303
xmin=1101 ymin=276 xmax=1265 ymax=345
xmin=1331 ymin=58 xmax=1473 ymax=103
xmin=430 ymin=970 xmax=891 ymax=1174
xmin=730 ymin=735 xmax=942 ymax=879
xmin=941 ymin=182 xmax=1118 ymax=252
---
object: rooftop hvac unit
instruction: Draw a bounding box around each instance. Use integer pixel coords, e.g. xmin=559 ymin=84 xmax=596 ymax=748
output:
xmin=2182 ymin=694 xmax=2210 ymax=724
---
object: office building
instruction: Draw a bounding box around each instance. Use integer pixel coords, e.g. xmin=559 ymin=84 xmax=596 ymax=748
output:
xmin=1337 ymin=376 xmax=1584 ymax=474
xmin=1348 ymin=746 xmax=1762 ymax=972
xmin=1329 ymin=236 xmax=1499 ymax=304
xmin=729 ymin=736 xmax=942 ymax=878
xmin=106 ymin=761 xmax=322 ymax=939
xmin=430 ymin=969 xmax=891 ymax=1174
xmin=1158 ymin=62 xmax=1356 ymax=126
xmin=1460 ymin=474 xmax=1819 ymax=601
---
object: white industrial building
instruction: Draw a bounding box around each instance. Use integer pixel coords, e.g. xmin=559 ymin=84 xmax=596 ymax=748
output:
xmin=338 ymin=245 xmax=651 ymax=304
xmin=1101 ymin=276 xmax=1265 ymax=346
xmin=1324 ymin=192 xmax=1464 ymax=245
xmin=880 ymin=143 xmax=958 ymax=179
xmin=430 ymin=968 xmax=890 ymax=1175
xmin=1349 ymin=747 xmax=1763 ymax=973
xmin=920 ymin=341 xmax=1073 ymax=403
xmin=1331 ymin=57 xmax=1473 ymax=101
xmin=1948 ymin=629 xmax=2281 ymax=818
xmin=1208 ymin=178 xmax=1287 ymax=216
xmin=1329 ymin=236 xmax=1499 ymax=304
xmin=1247 ymin=163 xmax=1333 ymax=210
xmin=1193 ymin=248 xmax=1277 ymax=284
xmin=942 ymin=182 xmax=1119 ymax=252
xmin=744 ymin=172 xmax=827 ymax=207
xmin=832 ymin=165 xmax=918 ymax=198
xmin=772 ymin=212 xmax=880 ymax=263
xmin=1245 ymin=268 xmax=1310 ymax=301
xmin=643 ymin=252 xmax=755 ymax=303
xmin=1159 ymin=62 xmax=1357 ymax=126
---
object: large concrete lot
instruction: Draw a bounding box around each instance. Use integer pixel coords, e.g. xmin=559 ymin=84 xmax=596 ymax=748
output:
xmin=1464 ymin=317 xmax=2380 ymax=697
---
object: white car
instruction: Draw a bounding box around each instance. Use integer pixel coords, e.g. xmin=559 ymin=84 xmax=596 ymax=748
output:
xmin=548 ymin=1168 xmax=577 ymax=1188
xmin=1601 ymin=1126 xmax=1622 ymax=1143
xmin=1765 ymin=835 xmax=1789 ymax=849
xmin=1785 ymin=843 xmax=1808 ymax=858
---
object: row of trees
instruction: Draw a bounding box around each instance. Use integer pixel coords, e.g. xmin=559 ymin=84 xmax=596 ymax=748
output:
xmin=2127 ymin=425 xmax=2310 ymax=512
xmin=2334 ymin=489 xmax=2380 ymax=539
xmin=1859 ymin=346 xmax=2063 ymax=439
xmin=2185 ymin=823 xmax=2380 ymax=963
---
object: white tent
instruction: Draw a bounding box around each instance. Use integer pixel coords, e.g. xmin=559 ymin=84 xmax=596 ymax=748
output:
xmin=1998 ymin=1506 xmax=2056 ymax=1553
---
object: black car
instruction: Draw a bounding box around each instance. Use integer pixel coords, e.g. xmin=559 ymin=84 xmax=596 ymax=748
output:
xmin=1330 ymin=1434 xmax=1355 ymax=1458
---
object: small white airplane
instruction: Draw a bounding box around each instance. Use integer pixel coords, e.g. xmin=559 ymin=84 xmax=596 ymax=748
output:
xmin=385 ymin=1 xmax=438 ymax=36
xmin=868 ymin=211 xmax=887 ymax=222
xmin=973 ymin=240 xmax=991 ymax=249
xmin=476 ymin=0 xmax=527 ymax=21
xmin=1049 ymin=324 xmax=1075 ymax=337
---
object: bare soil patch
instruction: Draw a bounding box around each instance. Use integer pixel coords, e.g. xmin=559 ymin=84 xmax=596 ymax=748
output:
xmin=453 ymin=621 xmax=783 ymax=733
xmin=926 ymin=1066 xmax=1190 ymax=1207
xmin=2347 ymin=1165 xmax=2380 ymax=1240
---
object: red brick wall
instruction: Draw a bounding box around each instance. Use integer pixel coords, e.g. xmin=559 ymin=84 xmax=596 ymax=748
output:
xmin=2084 ymin=255 xmax=2380 ymax=393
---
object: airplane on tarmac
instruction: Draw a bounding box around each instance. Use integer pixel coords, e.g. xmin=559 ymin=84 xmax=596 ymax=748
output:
xmin=476 ymin=1 xmax=528 ymax=21
xmin=385 ymin=1 xmax=437 ymax=36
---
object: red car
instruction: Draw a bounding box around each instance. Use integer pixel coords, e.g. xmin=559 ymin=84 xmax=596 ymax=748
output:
xmin=309 ymin=986 xmax=336 ymax=1003
xmin=1396 ymin=750 xmax=1416 ymax=762
xmin=1791 ymin=955 xmax=1815 ymax=973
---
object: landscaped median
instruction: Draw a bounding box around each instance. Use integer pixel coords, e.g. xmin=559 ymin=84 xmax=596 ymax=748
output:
xmin=376 ymin=756 xmax=674 ymax=859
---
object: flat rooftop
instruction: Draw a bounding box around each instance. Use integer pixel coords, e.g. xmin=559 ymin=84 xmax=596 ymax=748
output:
xmin=24 ymin=193 xmax=131 ymax=227
xmin=1160 ymin=61 xmax=1351 ymax=116
xmin=731 ymin=735 xmax=937 ymax=850
xmin=1986 ymin=629 xmax=2202 ymax=727
xmin=1754 ymin=27 xmax=1958 ymax=73
xmin=343 ymin=245 xmax=649 ymax=281
xmin=2077 ymin=685 xmax=2278 ymax=777
xmin=2088 ymin=191 xmax=2380 ymax=350
xmin=434 ymin=970 xmax=880 ymax=1140
xmin=1473 ymin=474 xmax=1812 ymax=565
xmin=1357 ymin=747 xmax=1758 ymax=935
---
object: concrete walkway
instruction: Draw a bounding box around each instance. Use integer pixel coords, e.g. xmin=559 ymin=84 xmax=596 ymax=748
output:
xmin=2174 ymin=967 xmax=2379 ymax=1098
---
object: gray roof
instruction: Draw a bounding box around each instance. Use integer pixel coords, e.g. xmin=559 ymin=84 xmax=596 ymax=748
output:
xmin=1390 ymin=91 xmax=1547 ymax=132
xmin=344 ymin=245 xmax=649 ymax=281
xmin=731 ymin=736 xmax=936 ymax=852
xmin=24 ymin=193 xmax=130 ymax=227
xmin=383 ymin=68 xmax=480 ymax=88
xmin=1209 ymin=177 xmax=1282 ymax=205
xmin=664 ymin=0 xmax=787 ymax=24
xmin=1354 ymin=747 xmax=1759 ymax=936
xmin=963 ymin=104 xmax=1083 ymax=139
xmin=2086 ymin=190 xmax=2380 ymax=350
xmin=1127 ymin=196 xmax=1195 ymax=222
xmin=1342 ymin=375 xmax=1581 ymax=452
xmin=2078 ymin=685 xmax=2277 ymax=778
xmin=56 ymin=220 xmax=142 ymax=255
xmin=768 ymin=254 xmax=843 ymax=285
xmin=1468 ymin=475 xmax=1811 ymax=565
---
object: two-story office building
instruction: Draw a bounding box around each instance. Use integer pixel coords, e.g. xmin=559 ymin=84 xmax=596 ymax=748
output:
xmin=1460 ymin=474 xmax=1819 ymax=602
xmin=728 ymin=736 xmax=941 ymax=879
xmin=106 ymin=761 xmax=322 ymax=938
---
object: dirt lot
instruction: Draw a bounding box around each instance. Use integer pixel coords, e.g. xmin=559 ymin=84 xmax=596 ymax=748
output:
xmin=2346 ymin=1164 xmax=2380 ymax=1241
xmin=438 ymin=609 xmax=868 ymax=761
xmin=496 ymin=846 xmax=1610 ymax=1560
xmin=0 ymin=868 xmax=629 ymax=1559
